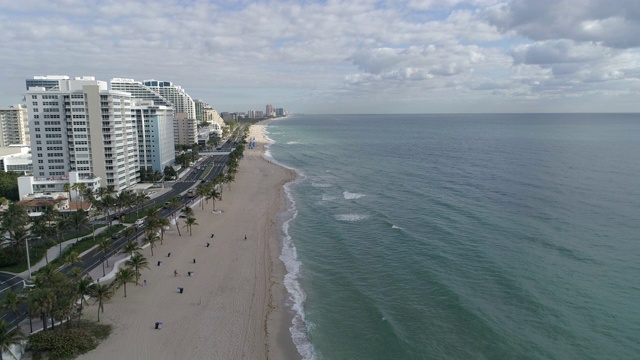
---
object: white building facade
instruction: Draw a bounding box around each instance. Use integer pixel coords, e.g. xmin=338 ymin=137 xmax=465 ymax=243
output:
xmin=143 ymin=79 xmax=196 ymax=119
xmin=0 ymin=104 xmax=30 ymax=146
xmin=25 ymin=76 xmax=139 ymax=192
xmin=133 ymin=100 xmax=175 ymax=172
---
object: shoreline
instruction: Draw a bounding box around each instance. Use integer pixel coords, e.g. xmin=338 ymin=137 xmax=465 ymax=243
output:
xmin=77 ymin=120 xmax=300 ymax=360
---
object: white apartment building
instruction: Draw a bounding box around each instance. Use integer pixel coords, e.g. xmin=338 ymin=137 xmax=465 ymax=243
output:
xmin=0 ymin=104 xmax=29 ymax=146
xmin=25 ymin=75 xmax=139 ymax=192
xmin=110 ymin=78 xmax=172 ymax=107
xmin=133 ymin=100 xmax=175 ymax=172
xmin=143 ymin=79 xmax=196 ymax=119
xmin=0 ymin=145 xmax=32 ymax=174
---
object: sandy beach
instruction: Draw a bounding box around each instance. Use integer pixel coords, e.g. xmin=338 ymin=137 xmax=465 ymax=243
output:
xmin=78 ymin=121 xmax=299 ymax=360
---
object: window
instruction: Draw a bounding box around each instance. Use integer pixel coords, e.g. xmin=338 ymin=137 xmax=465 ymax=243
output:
xmin=32 ymin=95 xmax=37 ymax=99
xmin=32 ymin=102 xmax=37 ymax=105
xmin=34 ymin=115 xmax=39 ymax=119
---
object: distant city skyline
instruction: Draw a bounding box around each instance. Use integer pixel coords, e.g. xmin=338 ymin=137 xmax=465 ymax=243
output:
xmin=1 ymin=0 xmax=639 ymax=114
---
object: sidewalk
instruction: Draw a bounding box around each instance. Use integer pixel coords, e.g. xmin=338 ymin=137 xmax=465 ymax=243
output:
xmin=17 ymin=226 xmax=111 ymax=279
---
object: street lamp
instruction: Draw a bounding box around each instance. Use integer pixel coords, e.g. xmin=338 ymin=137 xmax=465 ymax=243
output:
xmin=25 ymin=237 xmax=32 ymax=279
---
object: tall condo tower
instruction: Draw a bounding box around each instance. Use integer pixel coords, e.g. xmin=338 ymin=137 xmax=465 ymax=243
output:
xmin=0 ymin=104 xmax=29 ymax=146
xmin=142 ymin=80 xmax=196 ymax=119
xmin=133 ymin=100 xmax=175 ymax=172
xmin=26 ymin=76 xmax=139 ymax=191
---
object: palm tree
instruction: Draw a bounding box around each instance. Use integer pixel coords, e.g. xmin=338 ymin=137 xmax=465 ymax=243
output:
xmin=0 ymin=320 xmax=25 ymax=359
xmin=26 ymin=288 xmax=54 ymax=331
xmin=114 ymin=268 xmax=136 ymax=297
xmin=1 ymin=289 xmax=22 ymax=318
xmin=225 ymin=173 xmax=235 ymax=191
xmin=88 ymin=283 xmax=113 ymax=322
xmin=213 ymin=173 xmax=225 ymax=200
xmin=183 ymin=206 xmax=194 ymax=218
xmin=142 ymin=231 xmax=160 ymax=256
xmin=63 ymin=182 xmax=72 ymax=205
xmin=207 ymin=186 xmax=221 ymax=211
xmin=75 ymin=276 xmax=93 ymax=326
xmin=0 ymin=202 xmax=29 ymax=252
xmin=175 ymin=218 xmax=182 ymax=237
xmin=122 ymin=241 xmax=141 ymax=256
xmin=68 ymin=209 xmax=89 ymax=243
xmin=196 ymin=184 xmax=209 ymax=209
xmin=183 ymin=215 xmax=198 ymax=236
xmin=30 ymin=218 xmax=52 ymax=264
xmin=156 ymin=217 xmax=170 ymax=244
xmin=64 ymin=251 xmax=82 ymax=268
xmin=121 ymin=225 xmax=139 ymax=245
xmin=97 ymin=240 xmax=112 ymax=267
xmin=125 ymin=253 xmax=149 ymax=285
xmin=53 ymin=216 xmax=70 ymax=260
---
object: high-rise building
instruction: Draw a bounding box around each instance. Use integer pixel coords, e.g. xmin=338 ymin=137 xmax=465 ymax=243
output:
xmin=133 ymin=100 xmax=175 ymax=172
xmin=195 ymin=99 xmax=212 ymax=122
xmin=174 ymin=113 xmax=198 ymax=146
xmin=275 ymin=108 xmax=285 ymax=117
xmin=110 ymin=78 xmax=171 ymax=107
xmin=0 ymin=104 xmax=30 ymax=146
xmin=143 ymin=80 xmax=196 ymax=119
xmin=266 ymin=104 xmax=273 ymax=117
xmin=25 ymin=76 xmax=139 ymax=192
xmin=202 ymin=108 xmax=224 ymax=127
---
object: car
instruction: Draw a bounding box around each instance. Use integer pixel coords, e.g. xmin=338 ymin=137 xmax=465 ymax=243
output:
xmin=111 ymin=233 xmax=120 ymax=240
xmin=134 ymin=219 xmax=144 ymax=227
xmin=163 ymin=202 xmax=171 ymax=209
xmin=201 ymin=179 xmax=206 ymax=183
xmin=179 ymin=213 xmax=187 ymax=218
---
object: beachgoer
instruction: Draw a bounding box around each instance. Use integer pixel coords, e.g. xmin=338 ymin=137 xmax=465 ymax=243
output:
xmin=168 ymin=252 xmax=171 ymax=257
xmin=206 ymin=242 xmax=210 ymax=247
xmin=210 ymin=233 xmax=214 ymax=238
xmin=143 ymin=279 xmax=147 ymax=286
xmin=193 ymin=258 xmax=196 ymax=264
xmin=244 ymin=235 xmax=247 ymax=240
xmin=174 ymin=269 xmax=178 ymax=277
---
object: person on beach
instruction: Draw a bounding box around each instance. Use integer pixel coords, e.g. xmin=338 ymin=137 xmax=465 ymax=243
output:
xmin=193 ymin=258 xmax=196 ymax=264
xmin=206 ymin=242 xmax=210 ymax=247
xmin=174 ymin=269 xmax=178 ymax=277
xmin=244 ymin=235 xmax=247 ymax=240
xmin=168 ymin=252 xmax=171 ymax=257
xmin=143 ymin=279 xmax=147 ymax=286
xmin=210 ymin=233 xmax=214 ymax=238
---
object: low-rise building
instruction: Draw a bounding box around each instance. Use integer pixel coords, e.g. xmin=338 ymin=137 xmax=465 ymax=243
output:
xmin=0 ymin=145 xmax=32 ymax=174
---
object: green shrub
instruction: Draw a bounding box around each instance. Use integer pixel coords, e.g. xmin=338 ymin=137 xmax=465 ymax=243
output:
xmin=28 ymin=322 xmax=112 ymax=359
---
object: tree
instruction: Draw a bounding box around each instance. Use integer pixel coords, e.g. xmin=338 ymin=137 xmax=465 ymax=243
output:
xmin=63 ymin=182 xmax=72 ymax=204
xmin=122 ymin=241 xmax=141 ymax=256
xmin=0 ymin=202 xmax=29 ymax=253
xmin=0 ymin=171 xmax=21 ymax=201
xmin=183 ymin=215 xmax=198 ymax=236
xmin=88 ymin=283 xmax=113 ymax=322
xmin=114 ymin=268 xmax=136 ymax=297
xmin=64 ymin=251 xmax=82 ymax=268
xmin=0 ymin=320 xmax=25 ymax=359
xmin=97 ymin=240 xmax=112 ymax=267
xmin=75 ymin=276 xmax=93 ymax=326
xmin=26 ymin=288 xmax=54 ymax=331
xmin=1 ymin=289 xmax=22 ymax=318
xmin=163 ymin=165 xmax=177 ymax=180
xmin=142 ymin=231 xmax=160 ymax=257
xmin=68 ymin=209 xmax=89 ymax=243
xmin=207 ymin=185 xmax=221 ymax=211
xmin=125 ymin=253 xmax=149 ymax=285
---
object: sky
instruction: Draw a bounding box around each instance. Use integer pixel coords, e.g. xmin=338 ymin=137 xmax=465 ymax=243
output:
xmin=1 ymin=0 xmax=639 ymax=114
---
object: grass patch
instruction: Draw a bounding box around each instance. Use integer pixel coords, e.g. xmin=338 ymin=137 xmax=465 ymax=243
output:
xmin=0 ymin=225 xmax=107 ymax=273
xmin=28 ymin=320 xmax=113 ymax=360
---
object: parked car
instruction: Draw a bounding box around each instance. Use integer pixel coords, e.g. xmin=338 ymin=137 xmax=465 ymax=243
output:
xmin=134 ymin=219 xmax=145 ymax=227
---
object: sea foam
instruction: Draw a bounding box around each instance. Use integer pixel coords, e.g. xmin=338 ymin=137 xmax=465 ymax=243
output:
xmin=343 ymin=191 xmax=366 ymax=199
xmin=312 ymin=183 xmax=332 ymax=188
xmin=335 ymin=214 xmax=370 ymax=221
xmin=267 ymin=123 xmax=316 ymax=360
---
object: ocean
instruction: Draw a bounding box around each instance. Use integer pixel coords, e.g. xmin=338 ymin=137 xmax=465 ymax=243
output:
xmin=264 ymin=114 xmax=640 ymax=360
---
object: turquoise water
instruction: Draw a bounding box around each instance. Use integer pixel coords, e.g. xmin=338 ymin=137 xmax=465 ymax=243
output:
xmin=266 ymin=114 xmax=640 ymax=360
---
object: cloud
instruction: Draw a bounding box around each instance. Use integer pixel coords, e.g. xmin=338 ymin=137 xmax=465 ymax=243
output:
xmin=0 ymin=0 xmax=638 ymax=113
xmin=485 ymin=0 xmax=640 ymax=48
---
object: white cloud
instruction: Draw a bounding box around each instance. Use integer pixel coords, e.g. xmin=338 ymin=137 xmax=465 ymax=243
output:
xmin=0 ymin=0 xmax=638 ymax=113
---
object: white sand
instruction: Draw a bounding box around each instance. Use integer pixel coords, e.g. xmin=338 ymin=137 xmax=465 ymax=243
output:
xmin=78 ymin=122 xmax=299 ymax=360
